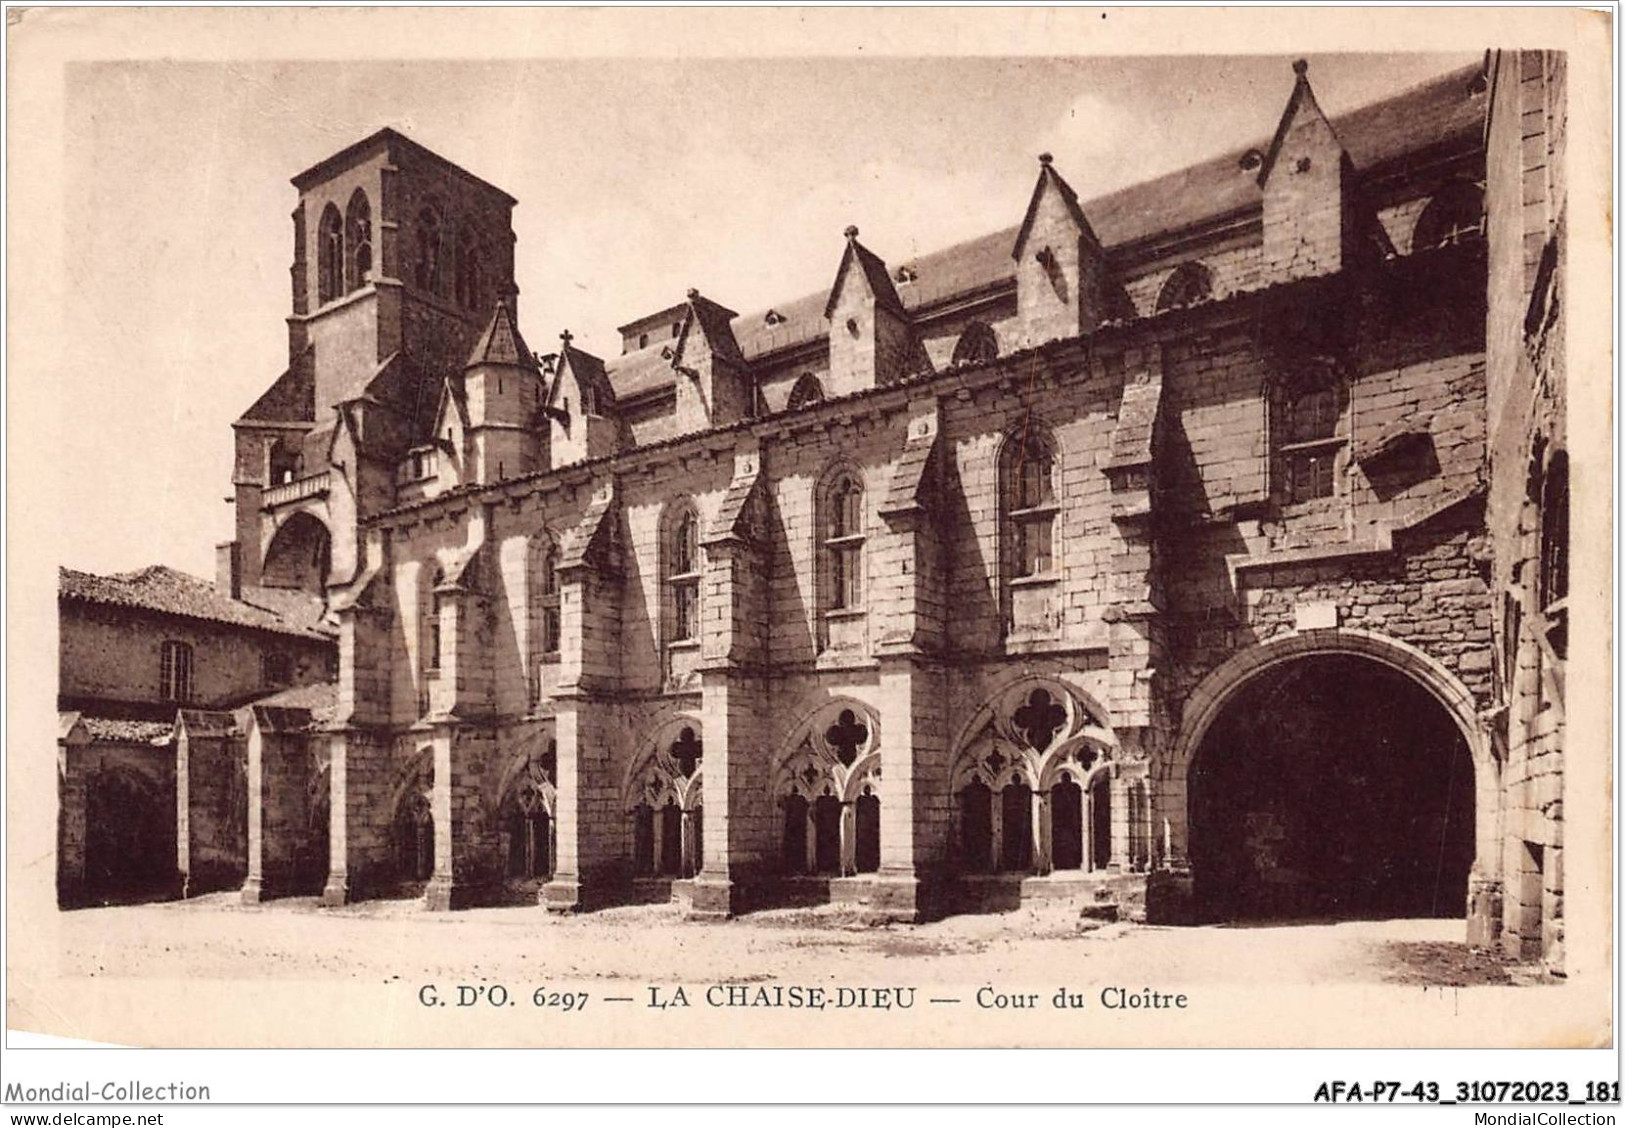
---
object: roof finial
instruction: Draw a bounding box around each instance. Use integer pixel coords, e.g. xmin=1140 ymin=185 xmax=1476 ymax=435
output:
xmin=844 ymin=224 xmax=860 ymax=241
xmin=686 ymin=287 xmax=699 ymax=300
xmin=559 ymin=328 xmax=573 ymax=347
xmin=1038 ymin=151 xmax=1053 ymax=166
xmin=1292 ymin=58 xmax=1309 ymax=78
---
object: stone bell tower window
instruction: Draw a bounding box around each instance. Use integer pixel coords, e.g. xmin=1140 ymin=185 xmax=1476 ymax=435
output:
xmin=317 ymin=203 xmax=344 ymax=306
xmin=346 ymin=189 xmax=372 ymax=291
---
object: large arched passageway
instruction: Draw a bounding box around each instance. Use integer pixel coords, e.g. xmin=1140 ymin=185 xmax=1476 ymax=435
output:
xmin=1188 ymin=653 xmax=1476 ymax=921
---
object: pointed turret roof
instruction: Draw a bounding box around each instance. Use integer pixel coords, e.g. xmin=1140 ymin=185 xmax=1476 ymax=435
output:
xmin=673 ymin=288 xmax=746 ymax=370
xmin=549 ymin=331 xmax=617 ymax=413
xmin=1256 ymin=58 xmax=1348 ymax=186
xmin=466 ymin=300 xmax=539 ymax=371
xmin=824 ymin=226 xmax=908 ymax=320
xmin=1012 ymin=153 xmax=1100 ymax=259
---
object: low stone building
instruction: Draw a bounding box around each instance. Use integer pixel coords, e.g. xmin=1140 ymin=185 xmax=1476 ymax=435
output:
xmin=57 ymin=564 xmax=336 ymax=905
xmin=199 ymin=57 xmax=1564 ymax=957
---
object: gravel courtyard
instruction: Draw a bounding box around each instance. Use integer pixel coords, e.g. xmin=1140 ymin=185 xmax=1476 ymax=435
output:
xmin=59 ymin=893 xmax=1539 ymax=989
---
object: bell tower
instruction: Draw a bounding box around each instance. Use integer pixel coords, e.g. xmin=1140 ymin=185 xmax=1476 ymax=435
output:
xmin=225 ymin=129 xmax=520 ymax=597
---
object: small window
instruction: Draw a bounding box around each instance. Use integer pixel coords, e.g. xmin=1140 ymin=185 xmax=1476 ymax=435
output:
xmin=262 ymin=651 xmax=293 ymax=688
xmin=424 ymin=568 xmax=446 ymax=674
xmin=1155 ymin=261 xmax=1213 ymax=312
xmin=951 ymin=321 xmax=999 ymax=366
xmin=1273 ymin=374 xmax=1348 ymax=505
xmin=414 ymin=203 xmax=444 ymax=295
xmin=787 ymin=374 xmax=825 ymax=411
xmin=667 ymin=506 xmax=701 ymax=644
xmin=823 ymin=472 xmax=865 ymax=612
xmin=160 ymin=640 xmax=194 ymax=703
xmin=527 ymin=536 xmax=562 ymax=704
xmin=1003 ymin=427 xmax=1058 ymax=578
xmin=454 ymin=225 xmax=482 ymax=312
xmin=638 ymin=332 xmax=649 ymax=350
xmin=1412 ymin=181 xmax=1486 ymax=251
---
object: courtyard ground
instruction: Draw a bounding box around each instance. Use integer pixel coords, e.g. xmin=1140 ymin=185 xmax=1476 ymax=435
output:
xmin=57 ymin=893 xmax=1548 ymax=989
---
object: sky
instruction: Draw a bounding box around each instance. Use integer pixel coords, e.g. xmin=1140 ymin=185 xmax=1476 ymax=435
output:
xmin=51 ymin=47 xmax=1478 ymax=580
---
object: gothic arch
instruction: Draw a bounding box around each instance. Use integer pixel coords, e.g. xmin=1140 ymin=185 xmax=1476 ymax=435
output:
xmin=787 ymin=374 xmax=826 ymax=411
xmin=389 ymin=747 xmax=435 ymax=883
xmin=1155 ymin=260 xmax=1214 ymax=312
xmin=947 ymin=675 xmax=1117 ymax=795
xmin=489 ymin=726 xmax=558 ymax=821
xmin=623 ymin=711 xmax=705 ymax=813
xmin=772 ymin=696 xmax=882 ymax=804
xmin=951 ymin=320 xmax=1000 ymax=365
xmin=345 ymin=189 xmax=373 ymax=291
xmin=262 ymin=511 xmax=331 ymax=593
xmin=1178 ymin=629 xmax=1487 ymax=921
xmin=1173 ymin=628 xmax=1487 ymax=773
xmin=1410 ymin=180 xmax=1486 ymax=252
xmin=317 ymin=203 xmax=344 ymax=305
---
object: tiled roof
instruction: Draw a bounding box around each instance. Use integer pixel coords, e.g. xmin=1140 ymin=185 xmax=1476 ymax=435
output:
xmin=466 ymin=301 xmax=539 ymax=372
xmin=554 ymin=342 xmax=618 ymax=411
xmin=604 ymin=346 xmax=678 ymax=401
xmin=238 ymin=346 xmax=315 ymax=424
xmin=60 ymin=565 xmax=334 ymax=640
xmin=605 ymin=62 xmax=1484 ymax=399
xmin=824 ymin=233 xmax=908 ymax=320
xmin=82 ymin=716 xmax=173 ymax=744
xmin=249 ymin=679 xmax=340 ymax=722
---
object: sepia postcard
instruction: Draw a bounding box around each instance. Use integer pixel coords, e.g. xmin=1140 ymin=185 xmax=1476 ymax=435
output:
xmin=4 ymin=5 xmax=1614 ymax=1069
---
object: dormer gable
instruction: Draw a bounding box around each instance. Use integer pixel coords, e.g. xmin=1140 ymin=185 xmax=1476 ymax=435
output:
xmin=1012 ymin=153 xmax=1106 ymax=348
xmin=547 ymin=332 xmax=620 ymax=468
xmin=1259 ymin=59 xmax=1356 ymax=282
xmin=825 ymin=226 xmax=918 ymax=395
xmin=672 ymin=288 xmax=752 ymax=432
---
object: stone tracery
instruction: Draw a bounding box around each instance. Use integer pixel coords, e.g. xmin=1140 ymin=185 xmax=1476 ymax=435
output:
xmin=773 ymin=700 xmax=882 ymax=876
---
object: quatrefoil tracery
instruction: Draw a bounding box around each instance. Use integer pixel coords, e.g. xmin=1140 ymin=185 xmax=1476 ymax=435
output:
xmin=775 ymin=701 xmax=881 ymax=804
xmin=952 ymin=680 xmax=1116 ymax=793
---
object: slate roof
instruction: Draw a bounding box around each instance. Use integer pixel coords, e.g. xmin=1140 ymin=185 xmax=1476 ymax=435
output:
xmin=60 ymin=566 xmax=333 ymax=640
xmin=81 ymin=716 xmax=174 ymax=744
xmin=554 ymin=341 xmax=617 ymax=411
xmin=825 ymin=231 xmax=908 ymax=320
xmin=604 ymin=62 xmax=1485 ymax=400
xmin=466 ymin=301 xmax=539 ymax=371
xmin=238 ymin=346 xmax=315 ymax=424
xmin=249 ymin=679 xmax=341 ymax=725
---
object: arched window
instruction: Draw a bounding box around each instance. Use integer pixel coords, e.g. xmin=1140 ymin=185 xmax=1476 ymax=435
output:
xmin=821 ymin=470 xmax=865 ymax=614
xmin=1155 ymin=261 xmax=1214 ymax=312
xmin=503 ymin=744 xmax=556 ymax=881
xmin=1001 ymin=425 xmax=1058 ymax=579
xmin=414 ymin=202 xmax=444 ymax=295
xmin=424 ymin=566 xmax=446 ymax=678
xmin=346 ymin=190 xmax=372 ymax=291
xmin=951 ymin=320 xmax=1000 ymax=366
xmin=454 ymin=225 xmax=482 ymax=312
xmin=786 ymin=374 xmax=826 ymax=411
xmin=1411 ymin=181 xmax=1485 ymax=251
xmin=1273 ymin=371 xmax=1348 ymax=504
xmin=317 ymin=204 xmax=344 ymax=305
xmin=267 ymin=439 xmax=300 ymax=485
xmin=1539 ymin=451 xmax=1569 ymax=660
xmin=666 ymin=505 xmax=701 ymax=645
xmin=395 ymin=787 xmax=433 ymax=883
xmin=527 ymin=535 xmax=561 ymax=704
xmin=159 ymin=640 xmax=193 ymax=703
